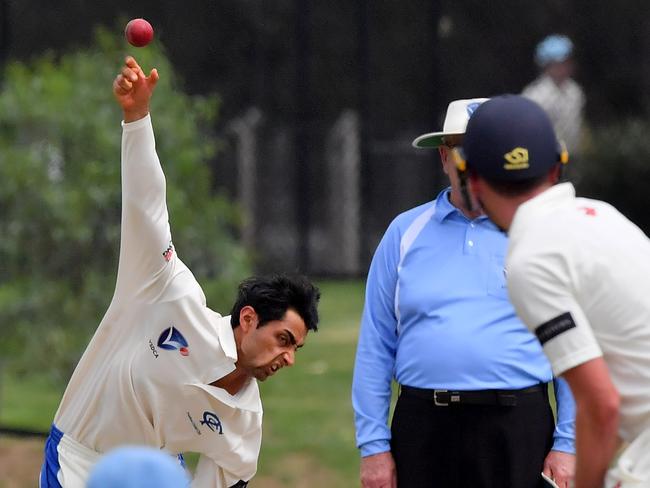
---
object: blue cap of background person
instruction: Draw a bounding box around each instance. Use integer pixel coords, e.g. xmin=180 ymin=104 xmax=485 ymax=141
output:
xmin=87 ymin=446 xmax=189 ymax=488
xmin=535 ymin=34 xmax=573 ymax=67
xmin=462 ymin=95 xmax=560 ymax=181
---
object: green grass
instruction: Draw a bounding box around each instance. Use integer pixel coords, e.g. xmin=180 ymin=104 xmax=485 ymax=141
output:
xmin=0 ymin=279 xmax=367 ymax=486
xmin=0 ymin=373 xmax=61 ymax=432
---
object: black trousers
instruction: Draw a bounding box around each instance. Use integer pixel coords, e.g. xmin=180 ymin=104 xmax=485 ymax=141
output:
xmin=391 ymin=386 xmax=555 ymax=487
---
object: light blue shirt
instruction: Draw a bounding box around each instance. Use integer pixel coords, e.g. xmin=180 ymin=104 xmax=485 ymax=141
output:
xmin=352 ymin=188 xmax=575 ymax=457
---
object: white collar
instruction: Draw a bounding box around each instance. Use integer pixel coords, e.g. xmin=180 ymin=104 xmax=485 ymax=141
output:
xmin=510 ymin=182 xmax=576 ymax=238
xmin=212 ymin=313 xmax=238 ymax=362
xmin=190 ymin=312 xmax=262 ymax=413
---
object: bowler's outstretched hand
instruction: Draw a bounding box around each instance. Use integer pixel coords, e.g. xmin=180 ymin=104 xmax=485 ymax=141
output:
xmin=113 ymin=56 xmax=159 ymax=122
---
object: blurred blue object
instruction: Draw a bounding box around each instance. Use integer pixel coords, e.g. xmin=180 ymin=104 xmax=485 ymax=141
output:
xmin=87 ymin=446 xmax=189 ymax=488
xmin=535 ymin=35 xmax=574 ymax=67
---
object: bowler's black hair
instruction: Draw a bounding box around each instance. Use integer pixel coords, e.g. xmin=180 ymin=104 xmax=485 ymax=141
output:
xmin=230 ymin=274 xmax=320 ymax=331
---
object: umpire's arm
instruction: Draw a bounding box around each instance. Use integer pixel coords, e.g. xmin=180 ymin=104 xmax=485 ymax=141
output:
xmin=352 ymin=220 xmax=401 ymax=488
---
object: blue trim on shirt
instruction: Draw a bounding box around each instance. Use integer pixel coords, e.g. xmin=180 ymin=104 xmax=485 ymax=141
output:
xmin=40 ymin=424 xmax=64 ymax=488
xmin=352 ymin=188 xmax=576 ymax=456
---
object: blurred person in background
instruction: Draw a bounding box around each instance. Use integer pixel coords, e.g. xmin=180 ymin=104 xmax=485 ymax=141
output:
xmin=522 ymin=34 xmax=585 ymax=160
xmin=352 ymin=98 xmax=576 ymax=488
xmin=39 ymin=56 xmax=320 ymax=488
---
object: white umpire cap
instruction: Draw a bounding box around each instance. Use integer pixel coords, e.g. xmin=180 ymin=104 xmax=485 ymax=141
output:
xmin=412 ymin=98 xmax=489 ymax=149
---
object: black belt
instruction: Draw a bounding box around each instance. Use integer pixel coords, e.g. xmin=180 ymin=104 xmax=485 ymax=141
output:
xmin=400 ymin=384 xmax=546 ymax=407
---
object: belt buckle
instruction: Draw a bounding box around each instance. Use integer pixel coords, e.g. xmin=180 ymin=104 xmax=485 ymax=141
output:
xmin=433 ymin=389 xmax=448 ymax=406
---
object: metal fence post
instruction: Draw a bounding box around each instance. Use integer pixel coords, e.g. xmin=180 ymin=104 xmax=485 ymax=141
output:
xmin=228 ymin=108 xmax=263 ymax=250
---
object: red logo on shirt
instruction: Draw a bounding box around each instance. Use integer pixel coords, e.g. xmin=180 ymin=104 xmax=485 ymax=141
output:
xmin=163 ymin=242 xmax=174 ymax=262
xmin=157 ymin=327 xmax=189 ymax=356
xmin=579 ymin=206 xmax=596 ymax=216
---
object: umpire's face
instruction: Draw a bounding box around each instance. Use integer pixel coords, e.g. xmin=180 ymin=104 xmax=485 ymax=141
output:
xmin=467 ymin=173 xmax=509 ymax=232
xmin=439 ymin=144 xmax=481 ymax=216
xmin=236 ymin=306 xmax=308 ymax=381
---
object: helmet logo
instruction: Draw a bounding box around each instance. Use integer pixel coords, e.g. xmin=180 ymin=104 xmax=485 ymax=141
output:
xmin=503 ymin=147 xmax=530 ymax=170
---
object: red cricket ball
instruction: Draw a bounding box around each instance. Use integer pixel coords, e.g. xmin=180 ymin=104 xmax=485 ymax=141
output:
xmin=125 ymin=18 xmax=154 ymax=47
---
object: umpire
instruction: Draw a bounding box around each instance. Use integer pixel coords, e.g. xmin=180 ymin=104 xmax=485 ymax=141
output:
xmin=352 ymin=98 xmax=576 ymax=488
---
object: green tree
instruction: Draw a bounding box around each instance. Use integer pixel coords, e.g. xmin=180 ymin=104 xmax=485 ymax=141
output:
xmin=0 ymin=28 xmax=250 ymax=381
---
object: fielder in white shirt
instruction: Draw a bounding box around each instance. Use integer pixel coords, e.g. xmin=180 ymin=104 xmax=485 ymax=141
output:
xmin=522 ymin=34 xmax=585 ymax=157
xmin=455 ymin=94 xmax=650 ymax=488
xmin=40 ymin=56 xmax=321 ymax=488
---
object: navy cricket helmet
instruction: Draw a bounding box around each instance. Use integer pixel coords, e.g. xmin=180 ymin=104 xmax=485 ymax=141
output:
xmin=461 ymin=95 xmax=566 ymax=181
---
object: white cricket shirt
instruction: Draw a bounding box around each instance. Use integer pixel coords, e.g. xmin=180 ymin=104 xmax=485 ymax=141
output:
xmin=53 ymin=115 xmax=261 ymax=488
xmin=506 ymin=183 xmax=650 ymax=442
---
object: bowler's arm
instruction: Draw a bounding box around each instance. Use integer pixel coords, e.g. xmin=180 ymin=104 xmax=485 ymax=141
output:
xmin=112 ymin=57 xmax=174 ymax=298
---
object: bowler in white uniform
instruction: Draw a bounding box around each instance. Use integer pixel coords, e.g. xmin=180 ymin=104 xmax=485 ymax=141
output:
xmin=40 ymin=56 xmax=321 ymax=488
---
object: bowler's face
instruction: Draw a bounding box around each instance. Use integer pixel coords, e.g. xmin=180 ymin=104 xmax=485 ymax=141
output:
xmin=238 ymin=309 xmax=308 ymax=381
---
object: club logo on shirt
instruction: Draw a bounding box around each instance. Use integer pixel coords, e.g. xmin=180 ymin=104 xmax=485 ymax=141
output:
xmin=157 ymin=327 xmax=189 ymax=356
xmin=163 ymin=241 xmax=174 ymax=262
xmin=579 ymin=206 xmax=597 ymax=216
xmin=200 ymin=411 xmax=223 ymax=434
